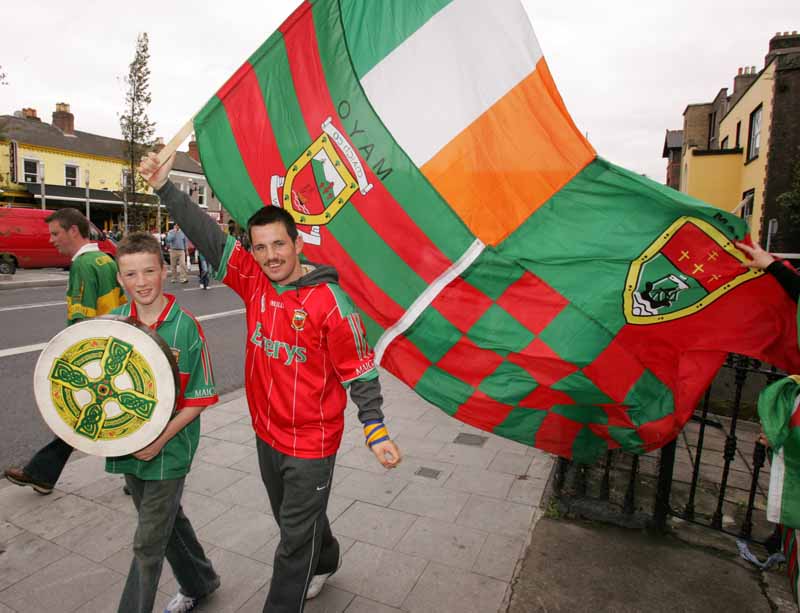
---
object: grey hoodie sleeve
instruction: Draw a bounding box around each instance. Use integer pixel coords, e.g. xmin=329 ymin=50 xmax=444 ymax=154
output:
xmin=156 ymin=180 xmax=228 ymax=271
xmin=349 ymin=377 xmax=386 ymax=425
xmin=767 ymin=261 xmax=800 ymax=302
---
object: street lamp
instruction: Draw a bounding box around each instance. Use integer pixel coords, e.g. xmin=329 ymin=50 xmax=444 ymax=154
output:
xmin=84 ymin=168 xmax=91 ymax=221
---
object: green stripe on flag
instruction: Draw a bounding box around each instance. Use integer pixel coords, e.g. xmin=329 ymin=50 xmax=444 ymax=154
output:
xmin=195 ymin=100 xmax=265 ymax=224
xmin=572 ymin=427 xmax=608 ymax=464
xmin=498 ymin=157 xmax=748 ymax=335
xmin=313 ymin=0 xmax=475 ymax=262
xmin=340 ymin=0 xmax=454 ymax=78
xmin=246 ymin=29 xmax=428 ymax=310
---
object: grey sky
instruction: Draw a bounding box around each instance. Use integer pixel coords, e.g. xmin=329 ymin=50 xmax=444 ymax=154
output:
xmin=4 ymin=1 xmax=799 ymax=183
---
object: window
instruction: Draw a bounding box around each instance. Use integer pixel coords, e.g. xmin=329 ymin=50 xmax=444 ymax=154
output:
xmin=735 ymin=121 xmax=742 ymax=149
xmin=747 ymin=105 xmax=762 ymax=161
xmin=197 ymin=185 xmax=206 ymax=206
xmin=741 ymin=189 xmax=755 ymax=226
xmin=24 ymin=159 xmax=40 ymax=183
xmin=65 ymin=164 xmax=79 ymax=187
xmin=721 ymin=136 xmax=729 ymax=150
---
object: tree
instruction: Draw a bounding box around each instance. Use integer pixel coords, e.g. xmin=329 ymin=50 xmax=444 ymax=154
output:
xmin=119 ymin=33 xmax=156 ymax=233
xmin=0 ymin=65 xmax=7 ymax=85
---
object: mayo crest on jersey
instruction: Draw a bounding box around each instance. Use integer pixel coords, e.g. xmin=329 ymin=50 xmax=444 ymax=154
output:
xmin=215 ymin=235 xmax=378 ymax=458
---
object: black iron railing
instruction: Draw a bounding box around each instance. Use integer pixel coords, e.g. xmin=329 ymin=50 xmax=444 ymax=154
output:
xmin=554 ymin=354 xmax=786 ymax=545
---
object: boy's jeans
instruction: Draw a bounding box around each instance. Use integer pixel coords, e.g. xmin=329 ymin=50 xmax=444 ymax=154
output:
xmin=119 ymin=475 xmax=219 ymax=613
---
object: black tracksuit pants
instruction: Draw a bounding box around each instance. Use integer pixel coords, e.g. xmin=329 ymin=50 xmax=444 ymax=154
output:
xmin=256 ymin=437 xmax=340 ymax=613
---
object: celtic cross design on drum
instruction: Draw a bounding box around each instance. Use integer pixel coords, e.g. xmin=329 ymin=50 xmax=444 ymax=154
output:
xmin=47 ymin=336 xmax=159 ymax=441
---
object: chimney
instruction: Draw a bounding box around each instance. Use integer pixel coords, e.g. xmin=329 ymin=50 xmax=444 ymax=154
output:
xmin=766 ymin=30 xmax=800 ymax=66
xmin=21 ymin=108 xmax=40 ymax=121
xmin=733 ymin=66 xmax=757 ymax=96
xmin=188 ymin=135 xmax=200 ymax=163
xmin=52 ymin=102 xmax=75 ymax=135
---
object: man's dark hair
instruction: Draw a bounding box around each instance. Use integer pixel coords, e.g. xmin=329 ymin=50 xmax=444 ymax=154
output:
xmin=247 ymin=206 xmax=298 ymax=242
xmin=116 ymin=231 xmax=163 ymax=263
xmin=45 ymin=208 xmax=89 ymax=238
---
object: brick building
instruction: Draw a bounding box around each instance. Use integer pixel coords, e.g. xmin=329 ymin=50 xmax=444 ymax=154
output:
xmin=664 ymin=32 xmax=800 ymax=251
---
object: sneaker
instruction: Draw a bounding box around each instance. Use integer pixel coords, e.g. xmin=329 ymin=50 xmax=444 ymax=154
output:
xmin=164 ymin=592 xmax=197 ymax=613
xmin=306 ymin=549 xmax=342 ymax=600
xmin=4 ymin=467 xmax=53 ymax=495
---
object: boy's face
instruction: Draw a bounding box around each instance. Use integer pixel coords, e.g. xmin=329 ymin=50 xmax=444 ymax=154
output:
xmin=117 ymin=251 xmax=166 ymax=308
xmin=250 ymin=222 xmax=304 ymax=284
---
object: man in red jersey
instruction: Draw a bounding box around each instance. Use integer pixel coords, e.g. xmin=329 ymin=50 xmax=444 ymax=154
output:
xmin=139 ymin=152 xmax=401 ymax=612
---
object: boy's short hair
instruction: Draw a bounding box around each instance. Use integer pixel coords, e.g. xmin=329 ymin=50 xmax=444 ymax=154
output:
xmin=45 ymin=208 xmax=89 ymax=238
xmin=247 ymin=206 xmax=298 ymax=242
xmin=116 ymin=232 xmax=163 ymax=263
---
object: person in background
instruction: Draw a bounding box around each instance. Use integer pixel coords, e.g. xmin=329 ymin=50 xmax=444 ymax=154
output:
xmin=165 ymin=223 xmax=189 ymax=283
xmin=4 ymin=208 xmax=126 ymax=494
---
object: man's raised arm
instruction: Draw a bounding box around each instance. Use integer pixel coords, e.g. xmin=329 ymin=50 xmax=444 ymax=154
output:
xmin=138 ymin=152 xmax=227 ymax=271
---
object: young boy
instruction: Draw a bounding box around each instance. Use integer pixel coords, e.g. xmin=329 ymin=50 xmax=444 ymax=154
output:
xmin=106 ymin=232 xmax=220 ymax=613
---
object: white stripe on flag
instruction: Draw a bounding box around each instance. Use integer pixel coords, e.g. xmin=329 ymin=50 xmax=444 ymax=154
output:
xmin=375 ymin=239 xmax=485 ymax=365
xmin=360 ymin=0 xmax=542 ymax=167
xmin=766 ymin=393 xmax=800 ymax=524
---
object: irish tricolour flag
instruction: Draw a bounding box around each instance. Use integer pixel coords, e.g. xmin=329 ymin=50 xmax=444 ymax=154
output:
xmin=191 ymin=0 xmax=800 ymax=462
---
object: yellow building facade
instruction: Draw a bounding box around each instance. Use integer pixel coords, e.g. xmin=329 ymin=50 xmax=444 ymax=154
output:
xmin=671 ymin=32 xmax=800 ymax=252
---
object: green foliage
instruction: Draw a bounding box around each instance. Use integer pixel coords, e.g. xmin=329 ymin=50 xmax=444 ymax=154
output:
xmin=119 ymin=33 xmax=156 ymax=231
xmin=777 ymin=158 xmax=800 ymax=227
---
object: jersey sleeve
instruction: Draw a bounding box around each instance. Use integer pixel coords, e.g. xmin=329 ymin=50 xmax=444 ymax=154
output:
xmin=66 ymin=259 xmax=99 ymax=323
xmin=214 ymin=234 xmax=270 ymax=300
xmin=178 ymin=318 xmax=218 ymax=408
xmin=324 ymin=286 xmax=379 ymax=386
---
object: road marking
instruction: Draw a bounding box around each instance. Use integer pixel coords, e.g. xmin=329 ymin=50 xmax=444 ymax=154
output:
xmin=183 ymin=285 xmax=227 ymax=293
xmin=0 ymin=308 xmax=245 ymax=358
xmin=0 ymin=301 xmax=64 ymax=313
xmin=0 ymin=342 xmax=47 ymax=358
xmin=196 ymin=308 xmax=245 ymax=321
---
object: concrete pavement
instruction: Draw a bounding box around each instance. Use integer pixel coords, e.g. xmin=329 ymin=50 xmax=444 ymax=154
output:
xmin=0 ymin=269 xmax=69 ymax=291
xmin=2 ymin=367 xmax=796 ymax=612
xmin=0 ymin=373 xmax=551 ymax=612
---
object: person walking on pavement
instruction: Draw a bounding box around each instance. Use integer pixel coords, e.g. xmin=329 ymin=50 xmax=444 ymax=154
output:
xmin=107 ymin=232 xmax=220 ymax=613
xmin=166 ymin=223 xmax=189 ymax=283
xmin=4 ymin=208 xmax=127 ymax=494
xmin=139 ymin=151 xmax=402 ymax=612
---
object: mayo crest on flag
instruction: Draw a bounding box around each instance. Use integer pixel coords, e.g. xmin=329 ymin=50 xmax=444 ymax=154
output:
xmin=191 ymin=0 xmax=800 ymax=462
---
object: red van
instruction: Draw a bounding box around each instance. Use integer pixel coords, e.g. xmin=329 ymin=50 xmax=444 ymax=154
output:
xmin=0 ymin=207 xmax=117 ymax=275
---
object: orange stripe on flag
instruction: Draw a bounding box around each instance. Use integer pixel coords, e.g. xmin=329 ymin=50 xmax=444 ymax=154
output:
xmin=420 ymin=58 xmax=595 ymax=246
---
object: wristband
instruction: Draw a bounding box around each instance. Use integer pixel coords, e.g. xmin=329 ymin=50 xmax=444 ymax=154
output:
xmin=363 ymin=420 xmax=390 ymax=448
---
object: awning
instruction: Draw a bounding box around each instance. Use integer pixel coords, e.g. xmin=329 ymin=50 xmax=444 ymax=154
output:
xmin=25 ymin=184 xmax=158 ymax=206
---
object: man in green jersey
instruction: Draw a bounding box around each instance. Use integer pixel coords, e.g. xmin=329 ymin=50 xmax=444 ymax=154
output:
xmin=4 ymin=208 xmax=126 ymax=494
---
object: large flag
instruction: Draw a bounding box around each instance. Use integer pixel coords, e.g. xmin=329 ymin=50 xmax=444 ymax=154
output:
xmin=191 ymin=0 xmax=800 ymax=462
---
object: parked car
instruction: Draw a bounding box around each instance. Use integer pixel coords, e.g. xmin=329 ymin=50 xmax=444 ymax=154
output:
xmin=0 ymin=207 xmax=117 ymax=275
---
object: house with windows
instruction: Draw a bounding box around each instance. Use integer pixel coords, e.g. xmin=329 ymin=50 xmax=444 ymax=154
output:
xmin=0 ymin=104 xmax=224 ymax=233
xmin=663 ymin=32 xmax=800 ymax=251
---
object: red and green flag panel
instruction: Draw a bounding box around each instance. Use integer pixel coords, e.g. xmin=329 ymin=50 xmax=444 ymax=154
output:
xmin=192 ymin=0 xmax=800 ymax=463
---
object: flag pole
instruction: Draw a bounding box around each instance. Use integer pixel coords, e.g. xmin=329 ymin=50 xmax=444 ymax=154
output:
xmin=157 ymin=117 xmax=195 ymax=166
xmin=154 ymin=117 xmax=195 ymax=235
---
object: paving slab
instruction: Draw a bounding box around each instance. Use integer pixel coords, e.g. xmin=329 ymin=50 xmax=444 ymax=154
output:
xmin=332 ymin=502 xmax=417 ymax=548
xmin=395 ymin=516 xmax=487 ymax=570
xmin=0 ymin=531 xmax=70 ymax=591
xmin=0 ymin=553 xmax=122 ymax=613
xmin=402 ymin=561 xmax=509 ymax=613
xmin=329 ymin=541 xmax=426 ymax=607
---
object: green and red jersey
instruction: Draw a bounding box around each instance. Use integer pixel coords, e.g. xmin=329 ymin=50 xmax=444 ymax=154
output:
xmin=215 ymin=235 xmax=378 ymax=458
xmin=106 ymin=294 xmax=218 ymax=480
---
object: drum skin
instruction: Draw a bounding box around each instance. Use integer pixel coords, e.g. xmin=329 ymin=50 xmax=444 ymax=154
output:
xmin=33 ymin=316 xmax=179 ymax=457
